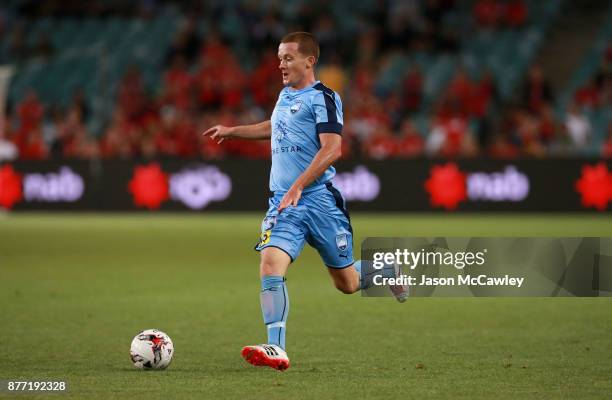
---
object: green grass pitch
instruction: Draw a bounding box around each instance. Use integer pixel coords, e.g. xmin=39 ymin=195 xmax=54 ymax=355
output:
xmin=1 ymin=213 xmax=611 ymax=399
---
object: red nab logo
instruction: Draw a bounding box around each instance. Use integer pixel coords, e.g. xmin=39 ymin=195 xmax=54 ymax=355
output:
xmin=0 ymin=164 xmax=23 ymax=209
xmin=575 ymin=163 xmax=611 ymax=211
xmin=424 ymin=163 xmax=467 ymax=210
xmin=128 ymin=163 xmax=169 ymax=209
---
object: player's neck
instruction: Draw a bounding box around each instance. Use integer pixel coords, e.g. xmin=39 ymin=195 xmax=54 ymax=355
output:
xmin=289 ymin=76 xmax=317 ymax=91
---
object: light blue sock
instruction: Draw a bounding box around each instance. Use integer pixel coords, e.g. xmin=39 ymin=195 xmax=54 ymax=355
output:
xmin=353 ymin=260 xmax=396 ymax=289
xmin=260 ymin=275 xmax=289 ymax=350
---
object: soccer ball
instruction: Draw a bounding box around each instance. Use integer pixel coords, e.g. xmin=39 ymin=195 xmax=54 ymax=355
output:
xmin=130 ymin=329 xmax=174 ymax=370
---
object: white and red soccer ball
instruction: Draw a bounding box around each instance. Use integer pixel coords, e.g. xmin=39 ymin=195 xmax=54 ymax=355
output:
xmin=130 ymin=329 xmax=174 ymax=370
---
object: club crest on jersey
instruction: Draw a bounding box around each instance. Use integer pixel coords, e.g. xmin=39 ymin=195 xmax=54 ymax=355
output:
xmin=290 ymin=101 xmax=302 ymax=114
xmin=336 ymin=233 xmax=348 ymax=251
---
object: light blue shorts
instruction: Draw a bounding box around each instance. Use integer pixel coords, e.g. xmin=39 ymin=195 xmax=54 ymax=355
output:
xmin=254 ymin=182 xmax=354 ymax=268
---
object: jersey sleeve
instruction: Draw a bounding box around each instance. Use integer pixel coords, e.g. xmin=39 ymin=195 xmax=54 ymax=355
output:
xmin=312 ymin=90 xmax=343 ymax=135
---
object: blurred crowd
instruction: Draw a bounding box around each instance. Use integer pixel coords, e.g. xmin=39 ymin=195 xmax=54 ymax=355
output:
xmin=1 ymin=0 xmax=611 ymax=162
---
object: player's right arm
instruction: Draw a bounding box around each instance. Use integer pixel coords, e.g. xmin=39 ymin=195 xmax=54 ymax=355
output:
xmin=203 ymin=120 xmax=271 ymax=143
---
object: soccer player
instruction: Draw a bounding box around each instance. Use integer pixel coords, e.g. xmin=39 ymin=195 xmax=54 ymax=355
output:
xmin=203 ymin=32 xmax=407 ymax=371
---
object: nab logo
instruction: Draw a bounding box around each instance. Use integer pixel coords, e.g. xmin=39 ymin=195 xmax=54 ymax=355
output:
xmin=290 ymin=101 xmax=302 ymax=114
xmin=169 ymin=166 xmax=232 ymax=209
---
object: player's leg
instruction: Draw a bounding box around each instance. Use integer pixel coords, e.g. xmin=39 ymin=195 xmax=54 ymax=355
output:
xmin=244 ymin=197 xmax=307 ymax=370
xmin=348 ymin=260 xmax=409 ymax=302
xmin=259 ymin=246 xmax=290 ymax=349
xmin=327 ymin=264 xmax=360 ymax=294
xmin=325 ymin=260 xmax=399 ymax=294
xmin=241 ymin=247 xmax=292 ymax=371
xmin=304 ymin=184 xmax=358 ymax=293
xmin=308 ymin=184 xmax=408 ymax=301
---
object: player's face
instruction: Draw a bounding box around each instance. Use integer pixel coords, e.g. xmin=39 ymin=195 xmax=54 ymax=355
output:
xmin=278 ymin=42 xmax=314 ymax=89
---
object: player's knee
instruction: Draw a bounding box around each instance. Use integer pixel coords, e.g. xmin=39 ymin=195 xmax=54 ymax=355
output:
xmin=259 ymin=257 xmax=286 ymax=277
xmin=333 ymin=279 xmax=357 ymax=294
xmin=259 ymin=247 xmax=291 ymax=277
xmin=259 ymin=259 xmax=278 ymax=277
xmin=328 ymin=266 xmax=359 ymax=294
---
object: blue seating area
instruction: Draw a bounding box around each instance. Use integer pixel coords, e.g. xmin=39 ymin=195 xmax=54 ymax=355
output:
xmin=3 ymin=4 xmax=182 ymax=132
xmin=370 ymin=0 xmax=563 ymax=137
xmin=2 ymin=0 xmax=609 ymax=159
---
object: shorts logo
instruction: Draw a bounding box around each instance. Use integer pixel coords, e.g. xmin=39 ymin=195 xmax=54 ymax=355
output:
xmin=336 ymin=233 xmax=348 ymax=251
xmin=259 ymin=230 xmax=271 ymax=246
xmin=262 ymin=216 xmax=276 ymax=231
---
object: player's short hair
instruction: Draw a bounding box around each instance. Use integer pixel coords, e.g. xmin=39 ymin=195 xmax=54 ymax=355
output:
xmin=281 ymin=32 xmax=320 ymax=62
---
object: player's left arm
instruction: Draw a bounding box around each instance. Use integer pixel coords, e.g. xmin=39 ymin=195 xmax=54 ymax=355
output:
xmin=277 ymin=133 xmax=341 ymax=212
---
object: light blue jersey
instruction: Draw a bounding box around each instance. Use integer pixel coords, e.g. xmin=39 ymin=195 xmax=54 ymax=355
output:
xmin=256 ymin=80 xmax=353 ymax=269
xmin=269 ymin=81 xmax=343 ymax=193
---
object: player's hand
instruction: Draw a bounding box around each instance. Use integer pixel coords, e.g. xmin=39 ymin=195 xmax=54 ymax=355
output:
xmin=278 ymin=185 xmax=303 ymax=213
xmin=203 ymin=125 xmax=234 ymax=144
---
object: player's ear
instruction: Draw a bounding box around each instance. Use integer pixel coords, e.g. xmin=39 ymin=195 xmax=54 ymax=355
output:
xmin=306 ymin=55 xmax=316 ymax=69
